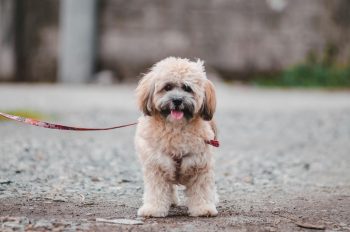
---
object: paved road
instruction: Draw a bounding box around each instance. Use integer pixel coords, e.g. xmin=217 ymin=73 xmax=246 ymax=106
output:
xmin=0 ymin=83 xmax=349 ymax=231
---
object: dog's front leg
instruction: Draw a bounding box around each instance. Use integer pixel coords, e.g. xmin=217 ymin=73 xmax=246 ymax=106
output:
xmin=185 ymin=169 xmax=218 ymax=217
xmin=138 ymin=167 xmax=173 ymax=217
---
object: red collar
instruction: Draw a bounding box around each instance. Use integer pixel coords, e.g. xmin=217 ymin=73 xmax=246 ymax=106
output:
xmin=205 ymin=139 xmax=220 ymax=147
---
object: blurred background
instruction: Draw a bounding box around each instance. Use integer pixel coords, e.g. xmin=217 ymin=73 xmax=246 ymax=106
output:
xmin=1 ymin=0 xmax=350 ymax=87
xmin=1 ymin=1 xmax=350 ymax=230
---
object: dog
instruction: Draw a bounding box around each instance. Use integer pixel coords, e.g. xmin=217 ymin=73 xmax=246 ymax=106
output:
xmin=135 ymin=57 xmax=218 ymax=217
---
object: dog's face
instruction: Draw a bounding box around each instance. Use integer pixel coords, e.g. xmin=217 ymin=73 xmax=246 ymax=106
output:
xmin=154 ymin=80 xmax=197 ymax=120
xmin=136 ymin=57 xmax=216 ymax=122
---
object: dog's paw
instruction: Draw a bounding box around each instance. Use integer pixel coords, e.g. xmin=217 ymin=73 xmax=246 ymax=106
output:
xmin=188 ymin=204 xmax=218 ymax=217
xmin=137 ymin=204 xmax=168 ymax=218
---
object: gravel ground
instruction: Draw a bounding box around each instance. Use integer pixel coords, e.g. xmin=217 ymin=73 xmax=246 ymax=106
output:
xmin=0 ymin=83 xmax=349 ymax=231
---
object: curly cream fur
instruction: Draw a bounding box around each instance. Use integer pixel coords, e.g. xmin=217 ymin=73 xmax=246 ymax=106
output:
xmin=135 ymin=57 xmax=218 ymax=217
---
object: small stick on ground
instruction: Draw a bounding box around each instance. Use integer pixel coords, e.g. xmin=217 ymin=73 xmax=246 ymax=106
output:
xmin=294 ymin=221 xmax=325 ymax=230
xmin=272 ymin=212 xmax=325 ymax=230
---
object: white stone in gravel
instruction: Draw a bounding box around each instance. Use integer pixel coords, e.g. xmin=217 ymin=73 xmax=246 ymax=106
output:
xmin=3 ymin=222 xmax=24 ymax=229
xmin=34 ymin=220 xmax=53 ymax=229
xmin=96 ymin=218 xmax=143 ymax=225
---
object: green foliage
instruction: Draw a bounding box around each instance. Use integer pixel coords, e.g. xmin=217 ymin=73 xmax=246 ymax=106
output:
xmin=254 ymin=44 xmax=350 ymax=88
xmin=255 ymin=64 xmax=350 ymax=88
xmin=0 ymin=110 xmax=48 ymax=121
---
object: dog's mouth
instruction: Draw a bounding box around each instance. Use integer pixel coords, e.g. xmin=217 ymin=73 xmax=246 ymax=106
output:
xmin=160 ymin=107 xmax=193 ymax=121
xmin=170 ymin=110 xmax=184 ymax=120
xmin=159 ymin=99 xmax=195 ymax=121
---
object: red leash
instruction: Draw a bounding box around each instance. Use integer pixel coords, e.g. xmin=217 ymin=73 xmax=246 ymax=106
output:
xmin=0 ymin=112 xmax=219 ymax=147
xmin=0 ymin=112 xmax=137 ymax=131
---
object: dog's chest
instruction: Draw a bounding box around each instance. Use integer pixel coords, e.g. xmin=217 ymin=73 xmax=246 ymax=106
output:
xmin=157 ymin=128 xmax=205 ymax=157
xmin=147 ymin=123 xmax=211 ymax=184
xmin=170 ymin=154 xmax=209 ymax=185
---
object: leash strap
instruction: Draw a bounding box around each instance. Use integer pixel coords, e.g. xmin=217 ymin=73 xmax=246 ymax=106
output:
xmin=0 ymin=112 xmax=219 ymax=147
xmin=0 ymin=112 xmax=137 ymax=131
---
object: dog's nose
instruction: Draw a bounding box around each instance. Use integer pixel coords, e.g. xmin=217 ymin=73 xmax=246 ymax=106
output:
xmin=173 ymin=98 xmax=183 ymax=106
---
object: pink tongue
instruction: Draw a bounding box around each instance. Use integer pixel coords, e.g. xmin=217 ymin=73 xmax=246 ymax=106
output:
xmin=171 ymin=110 xmax=184 ymax=120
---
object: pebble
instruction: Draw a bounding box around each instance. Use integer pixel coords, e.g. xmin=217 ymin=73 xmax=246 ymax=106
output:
xmin=0 ymin=180 xmax=12 ymax=185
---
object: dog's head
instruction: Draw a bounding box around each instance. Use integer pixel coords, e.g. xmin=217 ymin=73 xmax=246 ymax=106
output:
xmin=136 ymin=57 xmax=216 ymax=122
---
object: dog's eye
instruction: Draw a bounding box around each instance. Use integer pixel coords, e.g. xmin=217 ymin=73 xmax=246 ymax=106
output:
xmin=182 ymin=85 xmax=193 ymax=93
xmin=164 ymin=84 xmax=173 ymax=91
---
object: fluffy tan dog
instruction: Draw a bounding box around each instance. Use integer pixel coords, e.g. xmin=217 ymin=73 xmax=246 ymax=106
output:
xmin=135 ymin=57 xmax=218 ymax=217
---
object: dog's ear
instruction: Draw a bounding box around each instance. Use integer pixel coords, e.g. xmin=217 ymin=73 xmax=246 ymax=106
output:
xmin=136 ymin=72 xmax=155 ymax=116
xmin=200 ymin=79 xmax=216 ymax=121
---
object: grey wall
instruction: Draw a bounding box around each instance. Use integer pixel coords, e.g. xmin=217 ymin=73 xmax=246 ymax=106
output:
xmin=99 ymin=0 xmax=350 ymax=80
xmin=0 ymin=0 xmax=59 ymax=82
xmin=0 ymin=0 xmax=15 ymax=81
xmin=1 ymin=0 xmax=350 ymax=82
